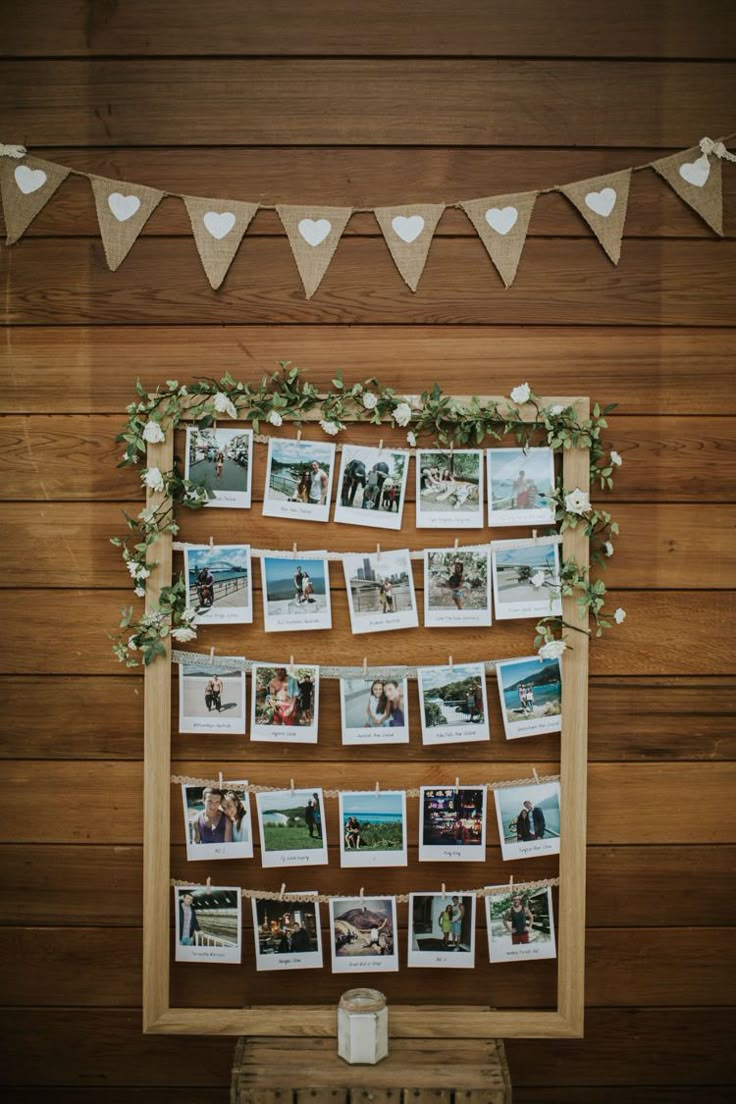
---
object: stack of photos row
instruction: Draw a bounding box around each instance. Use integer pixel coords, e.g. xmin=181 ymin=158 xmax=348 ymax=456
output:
xmin=185 ymin=429 xmax=557 ymax=531
xmin=179 ymin=654 xmax=562 ymax=744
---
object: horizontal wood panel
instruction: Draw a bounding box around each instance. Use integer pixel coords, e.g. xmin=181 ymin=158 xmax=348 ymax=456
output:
xmin=4 ymin=238 xmax=736 ymax=326
xmin=3 ymin=1091 xmax=735 ymax=1104
xmin=2 ymin=1092 xmax=229 ymax=1104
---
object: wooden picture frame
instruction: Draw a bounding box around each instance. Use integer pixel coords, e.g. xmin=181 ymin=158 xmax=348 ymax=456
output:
xmin=142 ymin=394 xmax=590 ymax=1039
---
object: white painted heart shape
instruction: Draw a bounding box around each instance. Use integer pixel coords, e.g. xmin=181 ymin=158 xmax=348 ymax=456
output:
xmin=584 ymin=188 xmax=617 ymax=218
xmin=679 ymin=155 xmax=710 ymax=188
xmin=391 ymin=215 xmax=424 ymax=243
xmin=14 ymin=165 xmax=47 ymax=195
xmin=298 ymin=218 xmax=332 ymax=247
xmin=107 ymin=192 xmax=141 ymax=222
xmin=484 ymin=206 xmax=518 ymax=235
xmin=203 ymin=211 xmax=236 ymax=240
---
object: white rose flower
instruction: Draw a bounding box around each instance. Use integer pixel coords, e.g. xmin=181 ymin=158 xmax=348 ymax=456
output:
xmin=267 ymin=409 xmax=283 ymax=427
xmin=180 ymin=606 xmax=198 ymax=623
xmin=319 ymin=419 xmax=340 ymax=436
xmin=171 ymin=625 xmax=198 ymax=643
xmin=142 ymin=467 xmax=165 ymax=493
xmin=603 ymin=541 xmax=614 ymax=557
xmin=564 ymin=487 xmax=590 ymax=515
xmin=126 ymin=560 xmax=138 ymax=578
xmin=213 ymin=391 xmax=237 ymax=419
xmin=134 ymin=586 xmax=146 ymax=598
xmin=392 ymin=401 xmax=413 ymax=427
xmin=613 ymin=607 xmax=626 ymax=624
xmin=362 ymin=391 xmax=378 ymax=410
xmin=135 ymin=565 xmax=150 ymax=580
xmin=142 ymin=420 xmax=166 ymax=444
xmin=610 ymin=450 xmax=623 ymax=467
xmin=406 ymin=431 xmax=417 ymax=447
xmin=538 ymin=638 xmax=568 ymax=661
xmin=510 ymin=383 xmax=531 ymax=404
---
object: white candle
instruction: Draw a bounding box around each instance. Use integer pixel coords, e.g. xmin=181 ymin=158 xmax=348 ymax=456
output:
xmin=337 ymin=988 xmax=389 ymax=1065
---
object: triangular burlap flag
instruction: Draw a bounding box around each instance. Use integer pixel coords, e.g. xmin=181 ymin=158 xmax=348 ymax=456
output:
xmin=374 ymin=203 xmax=445 ymax=291
xmin=183 ymin=195 xmax=259 ymax=289
xmin=276 ymin=205 xmax=352 ymax=298
xmin=651 ymin=145 xmax=723 ymax=236
xmin=0 ymin=155 xmax=70 ymax=244
xmin=90 ymin=174 xmax=164 ymax=271
xmin=460 ymin=191 xmax=537 ymax=288
xmin=560 ymin=169 xmax=631 ymax=264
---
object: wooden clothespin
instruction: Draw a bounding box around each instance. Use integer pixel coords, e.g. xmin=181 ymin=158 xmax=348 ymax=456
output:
xmin=532 ymin=529 xmax=538 ymax=544
xmin=509 ymin=874 xmax=514 ymax=895
xmin=532 ymin=767 xmax=540 ymax=785
xmin=209 ymin=646 xmax=215 ymax=665
xmin=292 ymin=541 xmax=298 ymax=554
xmin=448 ymin=655 xmax=454 ymax=672
xmin=441 ymin=883 xmax=446 ymax=896
xmin=454 ymin=537 xmax=459 ymax=549
xmin=209 ymin=535 xmax=214 ymax=548
xmin=455 ymin=776 xmax=460 ymax=791
xmin=376 ymin=543 xmax=381 ymax=560
xmin=296 ymin=428 xmax=302 ymax=442
xmin=290 ymin=778 xmax=295 ymax=795
xmin=378 ymin=439 xmax=384 ymax=452
xmin=279 ymin=883 xmax=286 ymax=901
xmin=289 ymin=655 xmax=295 ymax=675
xmin=363 ymin=657 xmax=368 ymax=677
xmin=375 ymin=780 xmax=380 ymax=792
xmin=206 ymin=876 xmax=212 ymax=893
xmin=218 ymin=770 xmax=223 ymax=789
xmin=360 ymin=886 xmax=365 ymax=908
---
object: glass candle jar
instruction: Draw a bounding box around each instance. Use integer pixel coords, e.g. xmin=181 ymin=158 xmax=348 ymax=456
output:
xmin=337 ymin=988 xmax=389 ymax=1065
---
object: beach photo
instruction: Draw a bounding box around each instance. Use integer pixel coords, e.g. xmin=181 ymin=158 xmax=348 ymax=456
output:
xmin=329 ymin=896 xmax=399 ymax=973
xmin=262 ymin=438 xmax=336 ymax=524
xmin=181 ymin=781 xmax=253 ymax=861
xmin=494 ymin=780 xmax=561 ymax=861
xmin=184 ymin=544 xmax=253 ymax=625
xmin=334 ymin=445 xmax=409 ymax=531
xmin=496 ymin=656 xmax=562 ymax=739
xmin=487 ymin=447 xmax=555 ymax=527
xmin=338 ymin=791 xmax=408 ymax=868
xmin=178 ymin=662 xmax=246 ymax=735
xmin=343 ymin=549 xmax=419 ymax=635
xmin=185 ymin=426 xmax=253 ymax=509
xmin=424 ymin=547 xmax=492 ymax=628
xmin=260 ymin=555 xmax=332 ymax=632
xmin=417 ymin=662 xmax=490 ymax=745
xmin=486 ymin=885 xmax=557 ymax=964
xmin=408 ymin=893 xmax=476 ymax=968
xmin=250 ymin=663 xmax=319 ymax=743
xmin=491 ymin=539 xmax=562 ymax=620
xmin=174 ymin=885 xmax=242 ymax=964
xmin=339 ymin=673 xmax=409 ymax=745
xmin=251 ymin=895 xmax=323 ymax=971
xmin=255 ymin=788 xmax=328 ymax=867
xmin=416 ymin=449 xmax=484 ymax=528
xmin=419 ymin=786 xmax=487 ymax=862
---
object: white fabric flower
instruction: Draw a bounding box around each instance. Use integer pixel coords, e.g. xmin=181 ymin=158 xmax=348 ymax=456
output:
xmin=142 ymin=467 xmax=165 ymax=493
xmin=610 ymin=450 xmax=623 ymax=467
xmin=126 ymin=560 xmax=138 ymax=578
xmin=564 ymin=487 xmax=590 ymax=515
xmin=510 ymin=383 xmax=531 ymax=404
xmin=213 ymin=391 xmax=237 ymax=419
xmin=127 ymin=636 xmax=138 ymax=651
xmin=392 ymin=402 xmax=412 ymax=427
xmin=171 ymin=625 xmax=198 ymax=642
xmin=267 ymin=410 xmax=283 ymax=427
xmin=613 ymin=607 xmax=626 ymax=624
xmin=135 ymin=565 xmax=150 ymax=580
xmin=362 ymin=391 xmax=378 ymax=410
xmin=549 ymin=404 xmax=564 ymax=416
xmin=538 ymin=638 xmax=568 ymax=661
xmin=142 ymin=419 xmax=165 ymax=444
xmin=530 ymin=571 xmax=545 ymax=589
xmin=180 ymin=607 xmax=198 ymax=624
xmin=134 ymin=586 xmax=146 ymax=598
xmin=406 ymin=431 xmax=417 ymax=447
xmin=319 ymin=419 xmax=340 ymax=436
xmin=603 ymin=541 xmax=614 ymax=557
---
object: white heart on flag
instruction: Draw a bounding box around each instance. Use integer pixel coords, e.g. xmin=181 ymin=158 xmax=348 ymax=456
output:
xmin=679 ymin=155 xmax=710 ymax=188
xmin=391 ymin=215 xmax=425 ymax=243
xmin=298 ymin=218 xmax=332 ymax=247
xmin=203 ymin=211 xmax=236 ymax=240
xmin=484 ymin=206 xmax=519 ymax=235
xmin=584 ymin=188 xmax=617 ymax=218
xmin=108 ymin=192 xmax=142 ymax=222
xmin=14 ymin=165 xmax=47 ymax=195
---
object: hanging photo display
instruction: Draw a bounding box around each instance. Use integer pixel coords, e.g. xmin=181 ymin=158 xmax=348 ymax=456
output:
xmin=184 ymin=426 xmax=253 ymax=509
xmin=334 ymin=445 xmax=410 ymax=530
xmin=174 ymin=884 xmax=242 ymax=964
xmin=329 ymin=896 xmax=399 ymax=973
xmin=260 ymin=554 xmax=332 ymax=632
xmin=184 ymin=544 xmax=253 ymax=625
xmin=486 ymin=447 xmax=555 ymax=527
xmin=343 ymin=549 xmax=419 ymax=634
xmin=496 ymin=655 xmax=563 ymax=739
xmin=408 ymin=892 xmax=477 ymax=968
xmin=251 ymin=893 xmax=324 ymax=972
xmin=339 ymin=672 xmax=410 ymax=745
xmin=493 ymin=780 xmax=562 ymax=861
xmin=423 ymin=547 xmax=492 ymax=628
xmin=491 ymin=538 xmax=563 ymax=621
xmin=262 ymin=438 xmax=336 ymax=524
xmin=418 ymin=786 xmax=488 ymax=862
xmin=255 ymin=788 xmax=329 ymax=868
xmin=415 ymin=449 xmax=484 ymax=528
xmin=250 ymin=663 xmax=319 ymax=743
xmin=178 ymin=660 xmax=246 ymax=735
xmin=417 ymin=662 xmax=490 ymax=745
xmin=181 ymin=781 xmax=254 ymax=861
xmin=485 ymin=885 xmax=557 ymax=964
xmin=338 ymin=790 xmax=408 ymax=868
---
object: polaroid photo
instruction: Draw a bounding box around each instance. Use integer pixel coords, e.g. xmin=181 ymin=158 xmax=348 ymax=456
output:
xmin=174 ymin=884 xmax=242 ymax=964
xmin=184 ymin=544 xmax=253 ymax=625
xmin=185 ymin=426 xmax=253 ymax=509
xmin=419 ymin=786 xmax=488 ymax=863
xmin=262 ymin=438 xmax=336 ymax=524
xmin=485 ymin=884 xmax=557 ymax=964
xmin=339 ymin=791 xmax=408 ymax=869
xmin=178 ymin=660 xmax=246 ymax=735
xmin=423 ymin=547 xmax=492 ymax=629
xmin=255 ymin=788 xmax=328 ymax=868
xmin=261 ymin=555 xmax=332 ymax=632
xmin=408 ymin=893 xmax=476 ymax=968
xmin=334 ymin=444 xmax=410 ymax=531
xmin=251 ymin=893 xmax=324 ymax=972
xmin=416 ymin=449 xmax=484 ymax=529
xmin=181 ymin=780 xmax=254 ymax=861
xmin=339 ymin=673 xmax=410 ymax=746
xmin=417 ymin=662 xmax=490 ymax=745
xmin=496 ymin=655 xmax=562 ymax=740
xmin=491 ymin=538 xmax=562 ymax=621
xmin=487 ymin=447 xmax=555 ymax=527
xmin=329 ymin=896 xmax=399 ymax=973
xmin=343 ymin=549 xmax=419 ymax=635
xmin=493 ymin=780 xmax=561 ymax=861
xmin=250 ymin=663 xmax=319 ymax=743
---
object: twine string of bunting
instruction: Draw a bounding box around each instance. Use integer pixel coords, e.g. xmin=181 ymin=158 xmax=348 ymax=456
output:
xmin=170 ymin=772 xmax=560 ymax=798
xmin=171 ymin=533 xmax=562 ymax=561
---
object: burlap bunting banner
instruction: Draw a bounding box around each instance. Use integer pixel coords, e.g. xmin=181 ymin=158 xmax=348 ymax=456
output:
xmin=651 ymin=145 xmax=723 ymax=236
xmin=373 ymin=203 xmax=445 ymax=291
xmin=460 ymin=191 xmax=537 ymax=288
xmin=0 ymin=156 xmax=70 ymax=244
xmin=276 ymin=205 xmax=352 ymax=298
xmin=560 ymin=169 xmax=632 ymax=265
xmin=90 ymin=175 xmax=165 ymax=271
xmin=183 ymin=196 xmax=259 ymax=289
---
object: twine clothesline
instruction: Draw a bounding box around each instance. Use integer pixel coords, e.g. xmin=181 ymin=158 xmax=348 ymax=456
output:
xmin=170 ymin=771 xmax=560 ymax=799
xmin=173 ymin=649 xmax=512 ymax=678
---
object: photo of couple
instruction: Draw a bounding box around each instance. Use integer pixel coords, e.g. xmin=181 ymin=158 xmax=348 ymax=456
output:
xmin=185 ymin=427 xmax=253 ymax=509
xmin=494 ymin=781 xmax=561 ymax=860
xmin=339 ymin=673 xmax=409 ymax=744
xmin=251 ymin=663 xmax=319 ymax=742
xmin=181 ymin=782 xmax=254 ymax=861
xmin=251 ymin=896 xmax=324 ymax=971
xmin=496 ymin=655 xmax=562 ymax=739
xmin=263 ymin=438 xmax=336 ymax=524
xmin=178 ymin=662 xmax=246 ymax=735
xmin=408 ymin=893 xmax=476 ymax=968
xmin=261 ymin=555 xmax=332 ymax=632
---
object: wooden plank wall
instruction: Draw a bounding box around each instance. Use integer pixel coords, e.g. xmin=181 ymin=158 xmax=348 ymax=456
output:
xmin=1 ymin=1 xmax=735 ymax=1100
